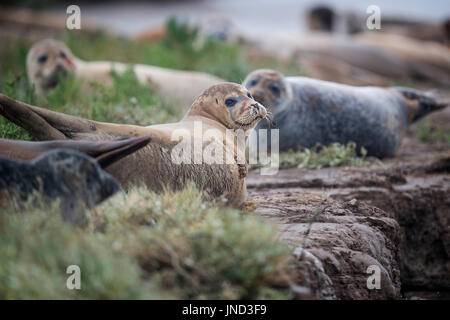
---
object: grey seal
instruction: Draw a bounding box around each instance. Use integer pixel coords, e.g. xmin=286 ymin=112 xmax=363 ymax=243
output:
xmin=243 ymin=69 xmax=448 ymax=158
xmin=0 ymin=137 xmax=151 ymax=226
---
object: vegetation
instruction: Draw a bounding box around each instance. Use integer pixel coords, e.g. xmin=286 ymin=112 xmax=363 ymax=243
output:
xmin=0 ymin=185 xmax=295 ymax=299
xmin=279 ymin=142 xmax=371 ymax=169
xmin=250 ymin=142 xmax=372 ymax=171
xmin=417 ymin=119 xmax=450 ymax=143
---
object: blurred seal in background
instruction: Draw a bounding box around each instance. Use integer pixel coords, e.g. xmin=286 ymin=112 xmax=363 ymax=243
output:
xmin=27 ymin=39 xmax=224 ymax=107
xmin=243 ymin=69 xmax=448 ymax=158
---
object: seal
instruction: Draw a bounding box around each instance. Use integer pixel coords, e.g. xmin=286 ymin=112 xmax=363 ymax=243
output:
xmin=0 ymin=83 xmax=267 ymax=207
xmin=0 ymin=149 xmax=120 ymax=226
xmin=0 ymin=137 xmax=150 ymax=225
xmin=256 ymin=33 xmax=450 ymax=86
xmin=0 ymin=136 xmax=151 ymax=167
xmin=27 ymin=39 xmax=224 ymax=106
xmin=355 ymin=33 xmax=450 ymax=84
xmin=306 ymin=6 xmax=335 ymax=32
xmin=243 ymin=69 xmax=448 ymax=158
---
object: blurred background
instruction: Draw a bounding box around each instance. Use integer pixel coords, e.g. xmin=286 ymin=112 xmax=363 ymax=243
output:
xmin=1 ymin=0 xmax=450 ymax=37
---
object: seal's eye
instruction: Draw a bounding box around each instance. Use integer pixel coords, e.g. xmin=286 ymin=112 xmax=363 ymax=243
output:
xmin=247 ymin=92 xmax=253 ymax=99
xmin=269 ymin=83 xmax=280 ymax=97
xmin=60 ymin=51 xmax=67 ymax=59
xmin=248 ymin=79 xmax=259 ymax=87
xmin=37 ymin=55 xmax=48 ymax=64
xmin=225 ymin=98 xmax=237 ymax=108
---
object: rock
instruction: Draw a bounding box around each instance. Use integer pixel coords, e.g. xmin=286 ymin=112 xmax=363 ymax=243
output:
xmin=0 ymin=149 xmax=120 ymax=226
xmin=248 ymin=147 xmax=449 ymax=299
xmin=249 ymin=187 xmax=401 ymax=299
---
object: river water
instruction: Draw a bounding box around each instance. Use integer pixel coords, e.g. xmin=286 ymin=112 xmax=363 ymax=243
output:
xmin=52 ymin=0 xmax=450 ymax=38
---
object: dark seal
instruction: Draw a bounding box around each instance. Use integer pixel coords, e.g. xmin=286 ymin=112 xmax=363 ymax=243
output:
xmin=243 ymin=69 xmax=448 ymax=158
xmin=0 ymin=149 xmax=119 ymax=226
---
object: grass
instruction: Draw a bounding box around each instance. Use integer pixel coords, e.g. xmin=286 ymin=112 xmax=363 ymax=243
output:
xmin=417 ymin=119 xmax=450 ymax=143
xmin=0 ymin=185 xmax=295 ymax=299
xmin=250 ymin=142 xmax=373 ymax=171
xmin=0 ymin=69 xmax=179 ymax=140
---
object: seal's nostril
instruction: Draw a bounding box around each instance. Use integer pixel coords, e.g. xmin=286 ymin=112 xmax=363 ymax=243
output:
xmin=252 ymin=103 xmax=259 ymax=110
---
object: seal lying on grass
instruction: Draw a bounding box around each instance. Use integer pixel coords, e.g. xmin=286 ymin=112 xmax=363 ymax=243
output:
xmin=27 ymin=39 xmax=224 ymax=106
xmin=0 ymin=83 xmax=267 ymax=207
xmin=0 ymin=137 xmax=151 ymax=226
xmin=243 ymin=69 xmax=448 ymax=158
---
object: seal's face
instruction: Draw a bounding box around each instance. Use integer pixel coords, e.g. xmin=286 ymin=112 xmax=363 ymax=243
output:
xmin=189 ymin=83 xmax=267 ymax=131
xmin=243 ymin=69 xmax=288 ymax=112
xmin=26 ymin=39 xmax=76 ymax=92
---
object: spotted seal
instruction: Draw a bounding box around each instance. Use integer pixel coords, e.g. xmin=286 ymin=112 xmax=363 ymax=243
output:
xmin=243 ymin=69 xmax=448 ymax=158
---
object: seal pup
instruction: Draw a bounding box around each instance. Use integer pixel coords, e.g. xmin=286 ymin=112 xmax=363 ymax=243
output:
xmin=243 ymin=69 xmax=448 ymax=158
xmin=27 ymin=39 xmax=224 ymax=106
xmin=0 ymin=83 xmax=267 ymax=207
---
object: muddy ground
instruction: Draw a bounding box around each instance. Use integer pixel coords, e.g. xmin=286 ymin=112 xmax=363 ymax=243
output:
xmin=248 ymin=106 xmax=450 ymax=299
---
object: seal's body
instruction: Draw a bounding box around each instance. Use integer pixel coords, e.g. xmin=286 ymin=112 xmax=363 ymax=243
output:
xmin=0 ymin=137 xmax=151 ymax=165
xmin=355 ymin=33 xmax=450 ymax=83
xmin=0 ymin=83 xmax=267 ymax=207
xmin=0 ymin=137 xmax=150 ymax=225
xmin=0 ymin=149 xmax=119 ymax=226
xmin=27 ymin=39 xmax=224 ymax=106
xmin=243 ymin=70 xmax=448 ymax=158
xmin=257 ymin=34 xmax=450 ymax=86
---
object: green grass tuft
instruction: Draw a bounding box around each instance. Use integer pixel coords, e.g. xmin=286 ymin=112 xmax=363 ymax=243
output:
xmin=417 ymin=119 xmax=450 ymax=143
xmin=251 ymin=142 xmax=372 ymax=171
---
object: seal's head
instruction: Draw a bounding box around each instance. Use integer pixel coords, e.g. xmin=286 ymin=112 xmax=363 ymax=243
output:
xmin=243 ymin=69 xmax=292 ymax=112
xmin=187 ymin=82 xmax=267 ymax=130
xmin=26 ymin=39 xmax=76 ymax=93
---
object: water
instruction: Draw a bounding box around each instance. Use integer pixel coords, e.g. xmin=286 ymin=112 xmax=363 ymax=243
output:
xmin=52 ymin=0 xmax=450 ymax=37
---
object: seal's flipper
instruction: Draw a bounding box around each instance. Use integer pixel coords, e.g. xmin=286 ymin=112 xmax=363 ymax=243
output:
xmin=0 ymin=94 xmax=149 ymax=140
xmin=393 ymin=87 xmax=449 ymax=123
xmin=0 ymin=93 xmax=95 ymax=140
xmin=0 ymin=136 xmax=151 ymax=168
xmin=92 ymin=136 xmax=151 ymax=168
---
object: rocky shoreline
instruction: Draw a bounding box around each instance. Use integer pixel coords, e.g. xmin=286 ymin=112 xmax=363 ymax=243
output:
xmin=248 ymin=115 xmax=450 ymax=299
